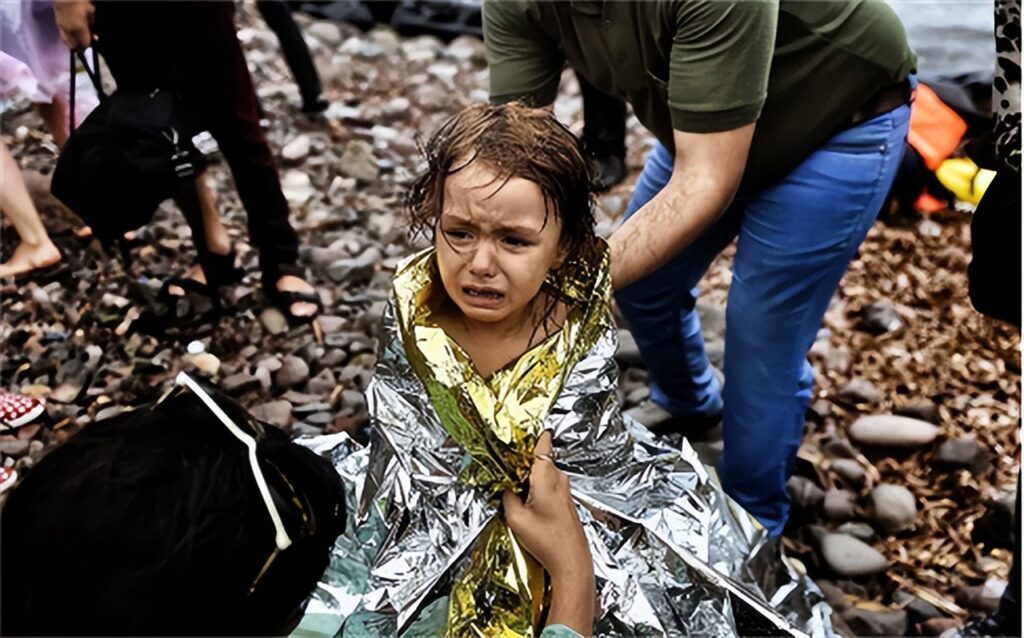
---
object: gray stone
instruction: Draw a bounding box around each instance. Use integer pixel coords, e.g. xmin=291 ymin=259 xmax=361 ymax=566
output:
xmin=259 ymin=307 xmax=289 ymax=336
xmin=823 ymin=437 xmax=860 ymax=459
xmin=250 ymin=400 xmax=293 ymax=428
xmin=849 ymin=414 xmax=939 ymax=448
xmin=281 ymin=135 xmax=311 ymax=163
xmin=257 ymin=356 xmax=282 ymax=373
xmin=341 ymin=389 xmax=366 ymax=413
xmin=826 ymin=345 xmax=852 ymax=374
xmin=274 ymin=355 xmax=310 ymax=389
xmin=894 ymin=401 xmax=940 ymax=424
xmin=307 ymin=22 xmax=342 ymax=47
xmin=837 ymin=522 xmax=876 ymax=542
xmin=446 ymin=35 xmax=486 ymax=63
xmin=0 ymin=437 xmax=30 ymax=457
xmin=281 ymin=390 xmax=319 ymax=405
xmin=254 ymin=367 xmax=272 ymax=392
xmin=787 ymin=475 xmax=825 ymax=511
xmin=830 ymin=458 xmax=867 ymax=488
xmin=280 ymin=170 xmax=315 ymax=205
xmin=339 ymin=140 xmax=379 ymax=182
xmin=955 ymin=579 xmax=1007 ymax=613
xmin=836 ymin=378 xmax=882 ymax=406
xmin=861 ymin=299 xmax=903 ymax=335
xmin=893 ymin=590 xmax=943 ymax=621
xmin=320 ymin=349 xmax=349 ymax=368
xmin=870 ymin=484 xmax=918 ymax=533
xmin=933 ymin=436 xmax=993 ymax=474
xmin=815 ymin=580 xmax=851 ymax=612
xmin=222 ymin=373 xmax=261 ymax=396
xmin=317 ymin=315 xmax=345 ymax=334
xmin=292 ymin=402 xmax=331 ymax=417
xmin=307 ymin=368 xmax=337 ymax=396
xmin=823 ymin=488 xmax=858 ymax=521
xmin=840 ymin=608 xmax=908 ymax=637
xmin=305 ymin=412 xmax=335 ymax=426
xmin=818 ymin=533 xmax=889 ymax=577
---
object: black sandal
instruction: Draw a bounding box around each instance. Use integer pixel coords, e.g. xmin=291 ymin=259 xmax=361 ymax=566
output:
xmin=262 ymin=263 xmax=322 ymax=327
xmin=133 ymin=250 xmax=246 ymax=340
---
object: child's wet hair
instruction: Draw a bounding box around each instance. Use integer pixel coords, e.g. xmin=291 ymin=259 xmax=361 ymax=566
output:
xmin=406 ymin=103 xmax=600 ymax=275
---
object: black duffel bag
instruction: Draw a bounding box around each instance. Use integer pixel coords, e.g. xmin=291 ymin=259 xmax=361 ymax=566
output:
xmin=51 ymin=49 xmax=205 ymax=249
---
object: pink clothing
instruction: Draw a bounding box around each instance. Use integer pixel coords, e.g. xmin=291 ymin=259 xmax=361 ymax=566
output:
xmin=0 ymin=0 xmax=97 ymax=122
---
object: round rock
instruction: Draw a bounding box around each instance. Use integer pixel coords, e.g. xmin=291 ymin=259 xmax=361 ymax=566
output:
xmin=817 ymin=532 xmax=889 ymax=577
xmin=849 ymin=414 xmax=939 ymax=448
xmin=869 ymin=484 xmax=917 ymax=533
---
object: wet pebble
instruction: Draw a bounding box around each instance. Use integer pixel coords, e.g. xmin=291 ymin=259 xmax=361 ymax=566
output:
xmin=955 ymin=579 xmax=1007 ymax=613
xmin=830 ymin=458 xmax=867 ymax=488
xmin=250 ymin=400 xmax=293 ymax=428
xmin=223 ymin=373 xmax=261 ymax=396
xmin=817 ymin=532 xmax=889 ymax=576
xmin=823 ymin=488 xmax=858 ymax=521
xmin=260 ymin=308 xmax=289 ymax=335
xmin=933 ymin=435 xmax=993 ymax=474
xmin=860 ymin=299 xmax=903 ymax=335
xmin=849 ymin=414 xmax=939 ymax=448
xmin=869 ymin=484 xmax=917 ymax=533
xmin=273 ymin=356 xmax=310 ymax=390
xmin=836 ymin=378 xmax=881 ymax=406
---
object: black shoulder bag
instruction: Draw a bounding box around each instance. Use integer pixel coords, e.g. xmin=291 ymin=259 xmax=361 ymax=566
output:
xmin=50 ymin=49 xmax=206 ymax=255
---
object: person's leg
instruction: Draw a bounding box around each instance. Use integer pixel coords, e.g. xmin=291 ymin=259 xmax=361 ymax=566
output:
xmin=0 ymin=141 xmax=61 ymax=278
xmin=256 ymin=0 xmax=325 ymax=113
xmin=615 ymin=144 xmax=740 ymax=420
xmin=33 ymin=97 xmax=68 ymax=148
xmin=180 ymin=4 xmax=314 ymax=318
xmin=719 ymin=104 xmax=911 ymax=534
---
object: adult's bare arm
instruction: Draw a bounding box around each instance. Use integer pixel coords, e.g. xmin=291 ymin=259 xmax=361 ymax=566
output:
xmin=608 ymin=124 xmax=755 ymax=290
xmin=53 ymin=0 xmax=95 ymax=51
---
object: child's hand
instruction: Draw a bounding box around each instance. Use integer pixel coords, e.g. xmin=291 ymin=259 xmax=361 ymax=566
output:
xmin=503 ymin=431 xmax=594 ymax=635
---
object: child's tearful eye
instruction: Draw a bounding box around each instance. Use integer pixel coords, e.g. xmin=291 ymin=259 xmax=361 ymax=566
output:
xmin=502 ymin=235 xmax=532 ymax=248
xmin=443 ymin=229 xmax=473 ymax=246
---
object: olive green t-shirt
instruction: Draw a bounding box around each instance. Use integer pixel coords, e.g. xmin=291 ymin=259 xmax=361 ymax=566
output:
xmin=484 ymin=0 xmax=917 ymax=186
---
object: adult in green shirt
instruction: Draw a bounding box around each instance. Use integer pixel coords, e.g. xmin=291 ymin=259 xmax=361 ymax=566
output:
xmin=484 ymin=0 xmax=916 ymax=535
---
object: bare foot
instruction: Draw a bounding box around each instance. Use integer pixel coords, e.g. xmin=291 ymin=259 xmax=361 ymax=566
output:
xmin=277 ymin=275 xmax=319 ymax=318
xmin=166 ymin=263 xmax=207 ymax=297
xmin=0 ymin=240 xmax=62 ymax=278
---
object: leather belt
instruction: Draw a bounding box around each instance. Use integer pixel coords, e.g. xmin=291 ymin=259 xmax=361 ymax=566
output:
xmin=846 ymin=77 xmax=913 ymax=129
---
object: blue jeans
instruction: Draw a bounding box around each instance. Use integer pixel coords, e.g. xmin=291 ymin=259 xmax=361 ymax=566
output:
xmin=617 ymin=103 xmax=911 ymax=535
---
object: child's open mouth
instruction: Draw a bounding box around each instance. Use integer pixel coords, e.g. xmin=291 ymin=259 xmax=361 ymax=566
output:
xmin=463 ymin=286 xmax=505 ymax=307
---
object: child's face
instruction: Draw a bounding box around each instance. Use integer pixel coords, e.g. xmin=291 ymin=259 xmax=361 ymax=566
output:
xmin=436 ymin=160 xmax=564 ymax=327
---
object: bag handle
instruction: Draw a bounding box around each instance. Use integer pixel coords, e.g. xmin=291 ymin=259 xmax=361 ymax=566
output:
xmin=68 ymin=47 xmax=104 ymax=133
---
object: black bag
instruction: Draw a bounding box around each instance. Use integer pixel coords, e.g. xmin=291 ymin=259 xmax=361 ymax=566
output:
xmin=51 ymin=50 xmax=205 ymax=246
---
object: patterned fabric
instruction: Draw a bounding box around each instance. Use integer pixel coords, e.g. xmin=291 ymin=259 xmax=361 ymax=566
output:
xmin=0 ymin=392 xmax=45 ymax=430
xmin=994 ymin=0 xmax=1021 ymax=173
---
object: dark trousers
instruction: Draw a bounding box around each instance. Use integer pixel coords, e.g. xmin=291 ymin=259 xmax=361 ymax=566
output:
xmin=92 ymin=2 xmax=299 ymax=276
xmin=969 ymin=168 xmax=1021 ymax=326
xmin=577 ymin=72 xmax=626 ymax=159
xmin=257 ymin=0 xmax=323 ymax=107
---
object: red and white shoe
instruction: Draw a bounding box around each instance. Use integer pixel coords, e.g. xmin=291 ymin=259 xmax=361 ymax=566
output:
xmin=0 ymin=392 xmax=45 ymax=431
xmin=0 ymin=467 xmax=17 ymax=493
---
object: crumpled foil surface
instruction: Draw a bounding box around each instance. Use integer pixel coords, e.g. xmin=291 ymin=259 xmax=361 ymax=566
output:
xmin=296 ymin=246 xmax=834 ymax=637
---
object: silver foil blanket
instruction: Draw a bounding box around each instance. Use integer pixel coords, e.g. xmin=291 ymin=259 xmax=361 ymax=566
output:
xmin=297 ymin=300 xmax=834 ymax=637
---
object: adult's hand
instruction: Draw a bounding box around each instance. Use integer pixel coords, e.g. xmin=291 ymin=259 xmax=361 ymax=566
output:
xmin=608 ymin=124 xmax=755 ymax=290
xmin=53 ymin=0 xmax=96 ymax=51
xmin=503 ymin=431 xmax=594 ymax=636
